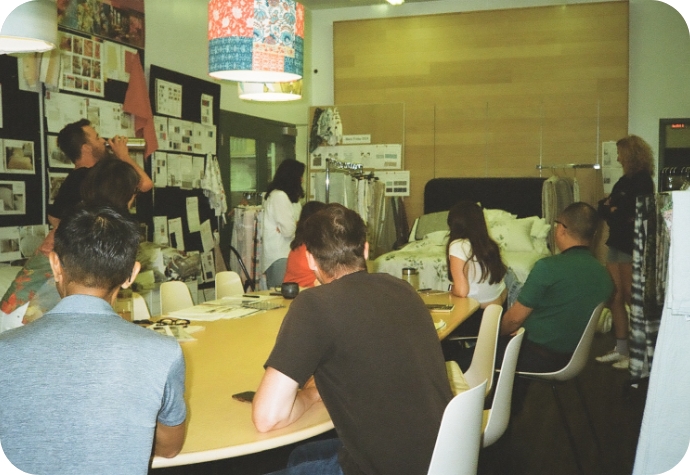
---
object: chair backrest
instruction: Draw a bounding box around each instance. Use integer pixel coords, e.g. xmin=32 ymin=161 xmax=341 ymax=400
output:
xmin=463 ymin=304 xmax=503 ymax=395
xmin=131 ymin=292 xmax=151 ymax=321
xmin=160 ymin=281 xmax=194 ymax=315
xmin=215 ymin=271 xmax=244 ymax=299
xmin=427 ymin=380 xmax=487 ymax=475
xmin=517 ymin=302 xmax=606 ymax=381
xmin=482 ymin=328 xmax=525 ymax=448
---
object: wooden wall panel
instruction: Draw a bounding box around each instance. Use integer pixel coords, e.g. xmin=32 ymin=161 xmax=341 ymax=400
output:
xmin=333 ymin=2 xmax=629 ymax=223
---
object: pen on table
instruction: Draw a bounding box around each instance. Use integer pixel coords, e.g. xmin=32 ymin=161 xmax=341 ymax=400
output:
xmin=243 ymin=294 xmax=260 ymax=298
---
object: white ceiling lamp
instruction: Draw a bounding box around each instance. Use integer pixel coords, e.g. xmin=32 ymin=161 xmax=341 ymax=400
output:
xmin=208 ymin=0 xmax=305 ymax=83
xmin=238 ymin=80 xmax=302 ymax=102
xmin=387 ymin=0 xmax=405 ymax=5
xmin=0 ymin=0 xmax=57 ymax=55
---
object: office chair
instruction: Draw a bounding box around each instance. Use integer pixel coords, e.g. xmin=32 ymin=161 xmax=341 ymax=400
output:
xmin=160 ymin=281 xmax=194 ymax=315
xmin=215 ymin=271 xmax=244 ymax=299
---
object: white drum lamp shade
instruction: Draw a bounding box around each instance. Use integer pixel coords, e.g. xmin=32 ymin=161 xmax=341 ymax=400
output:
xmin=0 ymin=0 xmax=57 ymax=55
xmin=238 ymin=79 xmax=302 ymax=101
xmin=208 ymin=0 xmax=304 ymax=83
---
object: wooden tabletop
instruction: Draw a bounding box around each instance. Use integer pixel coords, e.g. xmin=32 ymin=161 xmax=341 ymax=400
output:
xmin=151 ymin=290 xmax=478 ymax=468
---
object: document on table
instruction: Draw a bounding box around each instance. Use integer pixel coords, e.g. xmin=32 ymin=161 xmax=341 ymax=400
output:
xmin=168 ymin=297 xmax=280 ymax=321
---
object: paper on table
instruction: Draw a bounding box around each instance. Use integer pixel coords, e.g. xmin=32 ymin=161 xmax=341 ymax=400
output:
xmin=169 ymin=301 xmax=259 ymax=321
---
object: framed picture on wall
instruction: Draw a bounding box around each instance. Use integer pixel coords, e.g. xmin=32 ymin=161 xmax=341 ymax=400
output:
xmin=2 ymin=139 xmax=35 ymax=174
xmin=0 ymin=181 xmax=26 ymax=215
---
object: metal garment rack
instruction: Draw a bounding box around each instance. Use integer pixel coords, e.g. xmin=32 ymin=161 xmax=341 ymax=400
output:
xmin=325 ymin=158 xmax=364 ymax=203
xmin=535 ymin=163 xmax=601 ymax=176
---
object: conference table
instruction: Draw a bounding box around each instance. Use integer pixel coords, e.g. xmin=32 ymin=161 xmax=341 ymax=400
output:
xmin=150 ymin=289 xmax=479 ymax=468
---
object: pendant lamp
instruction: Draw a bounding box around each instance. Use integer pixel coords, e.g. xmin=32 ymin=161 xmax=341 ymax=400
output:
xmin=238 ymin=79 xmax=302 ymax=101
xmin=0 ymin=0 xmax=57 ymax=55
xmin=208 ymin=0 xmax=305 ymax=83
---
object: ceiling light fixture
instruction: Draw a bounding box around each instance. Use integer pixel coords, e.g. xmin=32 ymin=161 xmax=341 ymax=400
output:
xmin=208 ymin=0 xmax=305 ymax=83
xmin=0 ymin=0 xmax=57 ymax=55
xmin=387 ymin=0 xmax=405 ymax=5
xmin=238 ymin=80 xmax=302 ymax=102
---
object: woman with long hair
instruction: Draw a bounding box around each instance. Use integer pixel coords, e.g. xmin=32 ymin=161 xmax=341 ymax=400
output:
xmin=596 ymin=134 xmax=655 ymax=369
xmin=446 ymin=201 xmax=508 ymax=308
xmin=262 ymin=159 xmax=306 ymax=288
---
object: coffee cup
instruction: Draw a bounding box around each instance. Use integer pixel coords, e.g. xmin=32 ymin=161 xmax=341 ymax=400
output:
xmin=281 ymin=282 xmax=300 ymax=299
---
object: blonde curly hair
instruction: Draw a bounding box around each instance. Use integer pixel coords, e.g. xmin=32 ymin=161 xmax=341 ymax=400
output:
xmin=616 ymin=135 xmax=655 ymax=176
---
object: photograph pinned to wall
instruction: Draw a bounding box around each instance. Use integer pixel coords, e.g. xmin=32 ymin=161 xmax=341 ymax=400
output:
xmin=48 ymin=172 xmax=70 ymax=204
xmin=155 ymin=79 xmax=182 ymax=118
xmin=201 ymin=250 xmax=215 ymax=283
xmin=152 ymin=152 xmax=168 ymax=188
xmin=58 ymin=31 xmax=104 ymax=97
xmin=2 ymin=140 xmax=35 ymax=174
xmin=47 ymin=135 xmax=73 ymax=168
xmin=0 ymin=181 xmax=26 ymax=215
xmin=57 ymin=0 xmax=145 ymax=49
xmin=201 ymin=94 xmax=213 ymax=125
xmin=0 ymin=227 xmax=21 ymax=262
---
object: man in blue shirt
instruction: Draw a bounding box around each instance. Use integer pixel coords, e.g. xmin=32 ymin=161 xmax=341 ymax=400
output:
xmin=0 ymin=205 xmax=186 ymax=475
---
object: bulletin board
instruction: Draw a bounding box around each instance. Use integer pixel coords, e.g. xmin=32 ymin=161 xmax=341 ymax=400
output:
xmin=147 ymin=65 xmax=222 ymax=258
xmin=0 ymin=55 xmax=42 ymax=228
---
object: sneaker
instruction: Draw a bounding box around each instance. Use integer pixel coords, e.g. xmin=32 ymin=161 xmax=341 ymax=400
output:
xmin=612 ymin=357 xmax=630 ymax=370
xmin=595 ymin=348 xmax=627 ymax=363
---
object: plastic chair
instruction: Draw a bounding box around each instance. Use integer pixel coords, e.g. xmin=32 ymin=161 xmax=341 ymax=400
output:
xmin=515 ymin=302 xmax=606 ymax=474
xmin=462 ymin=304 xmax=503 ymax=396
xmin=427 ymin=380 xmax=487 ymax=475
xmin=215 ymin=271 xmax=244 ymax=299
xmin=482 ymin=327 xmax=524 ymax=448
xmin=160 ymin=281 xmax=194 ymax=315
xmin=131 ymin=292 xmax=151 ymax=321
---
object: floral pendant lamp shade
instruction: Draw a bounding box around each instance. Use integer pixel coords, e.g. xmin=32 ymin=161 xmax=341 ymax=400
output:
xmin=208 ymin=0 xmax=305 ymax=83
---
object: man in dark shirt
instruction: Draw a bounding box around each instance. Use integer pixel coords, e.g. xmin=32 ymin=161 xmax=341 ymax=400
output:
xmin=253 ymin=204 xmax=452 ymax=475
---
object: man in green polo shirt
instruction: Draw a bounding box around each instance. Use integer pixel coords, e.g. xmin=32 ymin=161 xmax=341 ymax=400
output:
xmin=501 ymin=202 xmax=614 ymax=374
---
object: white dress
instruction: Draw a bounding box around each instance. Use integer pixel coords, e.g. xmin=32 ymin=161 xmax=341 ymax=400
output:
xmin=448 ymin=238 xmax=506 ymax=304
xmin=261 ymin=190 xmax=301 ymax=273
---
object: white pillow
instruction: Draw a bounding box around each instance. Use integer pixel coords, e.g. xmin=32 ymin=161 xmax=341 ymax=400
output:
xmin=529 ymin=218 xmax=552 ymax=255
xmin=483 ymin=208 xmax=518 ymax=226
xmin=489 ymin=217 xmax=536 ymax=252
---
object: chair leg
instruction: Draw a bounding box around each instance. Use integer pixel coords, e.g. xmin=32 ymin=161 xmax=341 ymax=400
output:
xmin=551 ymin=384 xmax=585 ymax=475
xmin=574 ymin=378 xmax=604 ymax=467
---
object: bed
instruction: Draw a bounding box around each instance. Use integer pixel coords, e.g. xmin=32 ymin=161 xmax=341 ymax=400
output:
xmin=372 ymin=177 xmax=551 ymax=291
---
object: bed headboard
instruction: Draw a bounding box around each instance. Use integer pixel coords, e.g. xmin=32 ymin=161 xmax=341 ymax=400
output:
xmin=424 ymin=177 xmax=547 ymax=218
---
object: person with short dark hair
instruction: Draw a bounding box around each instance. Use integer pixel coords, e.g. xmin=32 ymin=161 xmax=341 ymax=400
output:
xmin=0 ymin=205 xmax=187 ymax=474
xmin=49 ymin=119 xmax=152 ymax=227
xmin=262 ymin=159 xmax=306 ymax=288
xmin=501 ymin=202 xmax=614 ymax=373
xmin=253 ymin=204 xmax=452 ymax=475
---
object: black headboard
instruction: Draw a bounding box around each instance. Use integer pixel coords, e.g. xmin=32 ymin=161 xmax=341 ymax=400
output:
xmin=424 ymin=178 xmax=547 ymax=218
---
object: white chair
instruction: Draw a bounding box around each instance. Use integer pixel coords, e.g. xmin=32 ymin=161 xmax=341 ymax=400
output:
xmin=515 ymin=302 xmax=606 ymax=474
xmin=447 ymin=304 xmax=503 ymax=397
xmin=131 ymin=292 xmax=151 ymax=321
xmin=427 ymin=380 xmax=487 ymax=475
xmin=215 ymin=271 xmax=244 ymax=299
xmin=482 ymin=327 xmax=524 ymax=448
xmin=159 ymin=281 xmax=194 ymax=315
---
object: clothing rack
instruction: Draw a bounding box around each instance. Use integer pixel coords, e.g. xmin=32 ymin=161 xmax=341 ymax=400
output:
xmin=660 ymin=167 xmax=690 ymax=191
xmin=535 ymin=163 xmax=601 ymax=176
xmin=325 ymin=158 xmax=364 ymax=203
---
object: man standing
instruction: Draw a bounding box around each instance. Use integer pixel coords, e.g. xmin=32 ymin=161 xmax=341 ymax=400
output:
xmin=49 ymin=119 xmax=153 ymax=226
xmin=253 ymin=204 xmax=452 ymax=475
xmin=501 ymin=202 xmax=614 ymax=373
xmin=0 ymin=205 xmax=186 ymax=474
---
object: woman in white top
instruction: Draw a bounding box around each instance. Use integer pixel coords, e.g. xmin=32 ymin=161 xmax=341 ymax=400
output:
xmin=447 ymin=200 xmax=507 ymax=307
xmin=262 ymin=160 xmax=305 ymax=288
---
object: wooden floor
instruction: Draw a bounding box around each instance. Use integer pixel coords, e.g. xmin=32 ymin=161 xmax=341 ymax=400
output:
xmin=150 ymin=331 xmax=648 ymax=475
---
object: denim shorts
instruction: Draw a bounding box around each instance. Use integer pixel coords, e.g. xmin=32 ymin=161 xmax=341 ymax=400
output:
xmin=607 ymin=247 xmax=632 ymax=264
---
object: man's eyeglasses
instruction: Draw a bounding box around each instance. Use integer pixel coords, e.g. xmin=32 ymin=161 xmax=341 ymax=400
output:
xmin=554 ymin=220 xmax=568 ymax=229
xmin=155 ymin=318 xmax=190 ymax=327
